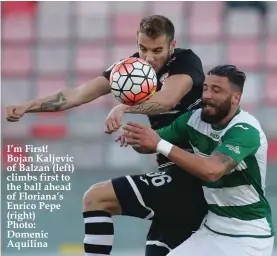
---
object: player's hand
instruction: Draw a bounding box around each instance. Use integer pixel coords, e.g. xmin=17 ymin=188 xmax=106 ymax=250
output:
xmin=123 ymin=121 xmax=161 ymax=151
xmin=115 ymin=135 xmax=128 ymax=147
xmin=104 ymin=104 xmax=126 ymax=134
xmin=5 ymin=105 xmax=28 ymax=122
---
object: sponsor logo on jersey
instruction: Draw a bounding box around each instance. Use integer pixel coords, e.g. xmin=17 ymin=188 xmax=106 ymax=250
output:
xmin=159 ymin=73 xmax=169 ymax=84
xmin=225 ymin=144 xmax=240 ymax=154
xmin=235 ymin=124 xmax=249 ymax=130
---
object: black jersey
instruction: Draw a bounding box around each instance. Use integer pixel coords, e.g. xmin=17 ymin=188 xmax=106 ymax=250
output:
xmin=102 ymin=48 xmax=205 ymax=167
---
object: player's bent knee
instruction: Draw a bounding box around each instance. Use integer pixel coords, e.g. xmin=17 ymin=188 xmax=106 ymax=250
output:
xmin=83 ymin=180 xmax=122 ymax=215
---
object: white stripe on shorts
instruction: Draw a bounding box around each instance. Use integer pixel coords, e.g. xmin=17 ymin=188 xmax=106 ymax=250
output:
xmin=146 ymin=240 xmax=172 ymax=251
xmin=126 ymin=175 xmax=155 ymax=219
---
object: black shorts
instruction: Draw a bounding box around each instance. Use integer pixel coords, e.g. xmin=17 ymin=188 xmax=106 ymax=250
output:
xmin=112 ymin=165 xmax=208 ymax=255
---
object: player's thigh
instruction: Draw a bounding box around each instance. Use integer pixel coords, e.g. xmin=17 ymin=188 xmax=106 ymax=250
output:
xmin=112 ymin=167 xmax=207 ymax=220
xmin=112 ymin=168 xmax=187 ymax=220
xmin=112 ymin=169 xmax=186 ymax=220
xmin=141 ymin=167 xmax=207 ymax=221
xmin=111 ymin=173 xmax=159 ymax=219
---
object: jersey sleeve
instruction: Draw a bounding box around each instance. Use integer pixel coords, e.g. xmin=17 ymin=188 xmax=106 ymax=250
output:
xmin=156 ymin=111 xmax=193 ymax=145
xmin=102 ymin=62 xmax=117 ymax=81
xmin=101 ymin=52 xmax=140 ymax=81
xmin=169 ymin=50 xmax=205 ymax=87
xmin=215 ymin=123 xmax=261 ymax=164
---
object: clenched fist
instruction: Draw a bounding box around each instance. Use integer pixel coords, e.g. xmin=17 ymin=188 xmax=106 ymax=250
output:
xmin=5 ymin=105 xmax=28 ymax=122
xmin=104 ymin=104 xmax=126 ymax=134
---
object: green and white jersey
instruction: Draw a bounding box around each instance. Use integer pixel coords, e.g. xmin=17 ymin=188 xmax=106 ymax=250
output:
xmin=157 ymin=108 xmax=274 ymax=238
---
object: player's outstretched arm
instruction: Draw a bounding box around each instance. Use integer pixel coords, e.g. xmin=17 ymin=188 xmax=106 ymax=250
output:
xmin=5 ymin=76 xmax=110 ymax=122
xmin=104 ymin=74 xmax=193 ymax=133
xmin=124 ymin=74 xmax=193 ymax=115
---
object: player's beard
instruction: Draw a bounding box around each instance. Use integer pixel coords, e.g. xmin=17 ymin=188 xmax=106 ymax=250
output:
xmin=201 ymin=96 xmax=232 ymax=124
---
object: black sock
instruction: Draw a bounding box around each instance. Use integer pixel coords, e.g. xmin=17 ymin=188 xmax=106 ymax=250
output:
xmin=83 ymin=210 xmax=114 ymax=255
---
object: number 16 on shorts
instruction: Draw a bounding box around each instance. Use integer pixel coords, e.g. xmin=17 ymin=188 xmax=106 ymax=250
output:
xmin=140 ymin=172 xmax=172 ymax=187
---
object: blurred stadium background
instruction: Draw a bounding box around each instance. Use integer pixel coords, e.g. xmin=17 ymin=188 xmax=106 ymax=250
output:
xmin=1 ymin=1 xmax=277 ymax=255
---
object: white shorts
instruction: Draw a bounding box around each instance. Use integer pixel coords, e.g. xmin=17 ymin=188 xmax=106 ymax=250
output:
xmin=167 ymin=225 xmax=274 ymax=256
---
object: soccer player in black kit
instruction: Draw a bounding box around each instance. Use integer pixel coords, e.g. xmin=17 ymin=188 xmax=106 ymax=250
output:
xmin=5 ymin=15 xmax=207 ymax=256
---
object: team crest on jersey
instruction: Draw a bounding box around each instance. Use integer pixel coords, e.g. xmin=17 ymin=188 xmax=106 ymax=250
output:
xmin=160 ymin=73 xmax=169 ymax=84
xmin=210 ymin=132 xmax=220 ymax=140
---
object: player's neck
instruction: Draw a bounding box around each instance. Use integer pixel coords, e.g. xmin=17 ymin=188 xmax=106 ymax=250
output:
xmin=212 ymin=107 xmax=240 ymax=130
xmin=168 ymin=51 xmax=174 ymax=59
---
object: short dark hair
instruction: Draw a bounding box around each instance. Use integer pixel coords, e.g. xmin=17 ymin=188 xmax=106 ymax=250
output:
xmin=208 ymin=65 xmax=246 ymax=92
xmin=138 ymin=15 xmax=175 ymax=42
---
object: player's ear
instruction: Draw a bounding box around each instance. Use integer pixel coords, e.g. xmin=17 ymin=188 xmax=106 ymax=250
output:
xmin=232 ymin=91 xmax=241 ymax=105
xmin=170 ymin=40 xmax=176 ymax=51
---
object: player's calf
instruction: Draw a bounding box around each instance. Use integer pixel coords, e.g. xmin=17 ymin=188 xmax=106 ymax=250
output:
xmin=83 ymin=180 xmax=122 ymax=255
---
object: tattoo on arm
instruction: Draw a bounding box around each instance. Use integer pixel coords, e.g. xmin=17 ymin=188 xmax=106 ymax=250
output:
xmin=41 ymin=92 xmax=67 ymax=111
xmin=128 ymin=102 xmax=167 ymax=115
xmin=28 ymin=93 xmax=67 ymax=113
xmin=211 ymin=151 xmax=237 ymax=173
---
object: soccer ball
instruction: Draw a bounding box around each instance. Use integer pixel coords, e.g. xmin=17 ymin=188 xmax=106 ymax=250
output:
xmin=110 ymin=57 xmax=157 ymax=105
